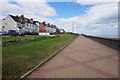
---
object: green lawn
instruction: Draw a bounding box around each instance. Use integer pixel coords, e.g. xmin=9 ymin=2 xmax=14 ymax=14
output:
xmin=0 ymin=37 xmax=2 ymax=78
xmin=2 ymin=35 xmax=43 ymax=43
xmin=2 ymin=34 xmax=78 ymax=78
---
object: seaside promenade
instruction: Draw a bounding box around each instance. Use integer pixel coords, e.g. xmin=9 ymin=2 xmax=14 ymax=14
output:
xmin=27 ymin=35 xmax=118 ymax=78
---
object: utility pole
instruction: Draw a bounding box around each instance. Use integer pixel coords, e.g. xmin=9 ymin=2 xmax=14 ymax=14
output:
xmin=72 ymin=21 xmax=74 ymax=37
xmin=72 ymin=22 xmax=74 ymax=33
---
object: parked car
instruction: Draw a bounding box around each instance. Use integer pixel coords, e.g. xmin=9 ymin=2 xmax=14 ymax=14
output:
xmin=0 ymin=31 xmax=9 ymax=37
xmin=24 ymin=31 xmax=32 ymax=35
xmin=32 ymin=31 xmax=38 ymax=35
xmin=16 ymin=30 xmax=25 ymax=36
xmin=24 ymin=31 xmax=38 ymax=35
xmin=8 ymin=30 xmax=18 ymax=36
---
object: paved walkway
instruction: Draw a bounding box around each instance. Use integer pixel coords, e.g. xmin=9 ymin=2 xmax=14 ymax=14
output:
xmin=27 ymin=35 xmax=118 ymax=78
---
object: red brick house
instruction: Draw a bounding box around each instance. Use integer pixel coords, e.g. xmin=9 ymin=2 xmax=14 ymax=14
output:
xmin=39 ymin=22 xmax=46 ymax=32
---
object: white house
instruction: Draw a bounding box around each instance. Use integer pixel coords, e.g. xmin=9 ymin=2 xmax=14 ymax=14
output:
xmin=2 ymin=14 xmax=37 ymax=33
xmin=45 ymin=23 xmax=57 ymax=33
xmin=2 ymin=14 xmax=20 ymax=32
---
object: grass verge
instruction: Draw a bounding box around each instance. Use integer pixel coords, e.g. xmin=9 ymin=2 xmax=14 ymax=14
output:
xmin=2 ymin=34 xmax=78 ymax=78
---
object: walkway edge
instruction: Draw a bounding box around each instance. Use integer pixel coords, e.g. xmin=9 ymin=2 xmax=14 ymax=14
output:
xmin=20 ymin=37 xmax=77 ymax=79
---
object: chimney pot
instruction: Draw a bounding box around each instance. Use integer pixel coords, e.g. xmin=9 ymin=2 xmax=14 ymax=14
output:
xmin=43 ymin=21 xmax=46 ymax=24
xmin=48 ymin=23 xmax=50 ymax=26
xmin=16 ymin=15 xmax=18 ymax=17
xmin=31 ymin=18 xmax=33 ymax=20
xmin=21 ymin=15 xmax=24 ymax=20
xmin=21 ymin=15 xmax=24 ymax=17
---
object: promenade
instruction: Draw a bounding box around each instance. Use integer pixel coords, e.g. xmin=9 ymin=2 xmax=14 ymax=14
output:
xmin=27 ymin=35 xmax=118 ymax=78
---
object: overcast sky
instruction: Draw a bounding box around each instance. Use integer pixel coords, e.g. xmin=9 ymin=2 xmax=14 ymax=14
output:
xmin=0 ymin=0 xmax=119 ymax=35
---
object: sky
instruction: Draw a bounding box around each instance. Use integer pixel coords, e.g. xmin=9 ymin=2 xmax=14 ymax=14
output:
xmin=47 ymin=2 xmax=93 ymax=19
xmin=0 ymin=0 xmax=119 ymax=35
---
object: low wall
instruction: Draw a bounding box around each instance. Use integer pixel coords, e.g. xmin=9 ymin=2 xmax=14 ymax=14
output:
xmin=38 ymin=33 xmax=50 ymax=35
xmin=51 ymin=32 xmax=65 ymax=35
xmin=82 ymin=34 xmax=120 ymax=51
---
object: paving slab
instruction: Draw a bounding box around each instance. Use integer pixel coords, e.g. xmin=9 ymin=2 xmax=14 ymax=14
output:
xmin=27 ymin=35 xmax=118 ymax=78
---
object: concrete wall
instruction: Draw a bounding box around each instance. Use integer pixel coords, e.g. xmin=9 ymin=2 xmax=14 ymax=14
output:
xmin=39 ymin=33 xmax=50 ymax=35
xmin=82 ymin=34 xmax=120 ymax=51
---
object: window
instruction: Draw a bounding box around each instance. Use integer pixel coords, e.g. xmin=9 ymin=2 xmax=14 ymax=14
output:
xmin=30 ymin=20 xmax=33 ymax=23
xmin=23 ymin=24 xmax=25 ymax=27
xmin=27 ymin=23 xmax=28 ymax=27
xmin=24 ymin=18 xmax=28 ymax=22
xmin=19 ymin=19 xmax=22 ymax=22
xmin=2 ymin=26 xmax=5 ymax=28
xmin=21 ymin=24 xmax=22 ymax=27
xmin=5 ymin=23 xmax=7 ymax=27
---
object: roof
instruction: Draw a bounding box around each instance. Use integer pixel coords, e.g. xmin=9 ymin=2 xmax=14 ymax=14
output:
xmin=9 ymin=15 xmax=23 ymax=23
xmin=33 ymin=21 xmax=39 ymax=24
xmin=24 ymin=17 xmax=34 ymax=24
xmin=9 ymin=14 xmax=35 ymax=24
xmin=9 ymin=14 xmax=58 ymax=28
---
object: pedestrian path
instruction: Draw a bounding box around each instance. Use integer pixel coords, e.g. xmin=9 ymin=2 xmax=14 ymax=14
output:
xmin=27 ymin=35 xmax=118 ymax=78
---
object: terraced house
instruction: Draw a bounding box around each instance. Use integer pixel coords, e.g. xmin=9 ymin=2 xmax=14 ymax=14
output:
xmin=42 ymin=22 xmax=57 ymax=33
xmin=2 ymin=14 xmax=38 ymax=33
xmin=2 ymin=14 xmax=59 ymax=35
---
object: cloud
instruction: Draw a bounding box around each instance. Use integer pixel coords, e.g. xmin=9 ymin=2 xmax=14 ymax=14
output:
xmin=0 ymin=0 xmax=118 ymax=35
xmin=52 ymin=2 xmax=118 ymax=35
xmin=76 ymin=0 xmax=119 ymax=5
xmin=1 ymin=0 xmax=57 ymax=17
xmin=0 ymin=0 xmax=58 ymax=31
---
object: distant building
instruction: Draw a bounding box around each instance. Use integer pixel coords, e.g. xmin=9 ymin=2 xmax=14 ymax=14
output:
xmin=39 ymin=21 xmax=57 ymax=33
xmin=45 ymin=23 xmax=57 ymax=33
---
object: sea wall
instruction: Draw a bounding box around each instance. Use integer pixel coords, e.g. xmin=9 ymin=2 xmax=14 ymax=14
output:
xmin=82 ymin=34 xmax=120 ymax=51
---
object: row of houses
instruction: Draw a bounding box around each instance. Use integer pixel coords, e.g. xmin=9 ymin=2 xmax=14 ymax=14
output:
xmin=2 ymin=14 xmax=60 ymax=34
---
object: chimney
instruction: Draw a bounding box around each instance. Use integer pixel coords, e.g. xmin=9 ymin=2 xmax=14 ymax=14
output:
xmin=51 ymin=24 xmax=53 ymax=28
xmin=43 ymin=21 xmax=46 ymax=24
xmin=21 ymin=15 xmax=24 ymax=20
xmin=31 ymin=18 xmax=33 ymax=20
xmin=16 ymin=15 xmax=18 ymax=17
xmin=54 ymin=25 xmax=56 ymax=28
xmin=48 ymin=23 xmax=50 ymax=26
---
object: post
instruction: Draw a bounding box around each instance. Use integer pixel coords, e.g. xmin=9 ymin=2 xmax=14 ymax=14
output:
xmin=72 ymin=21 xmax=74 ymax=37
